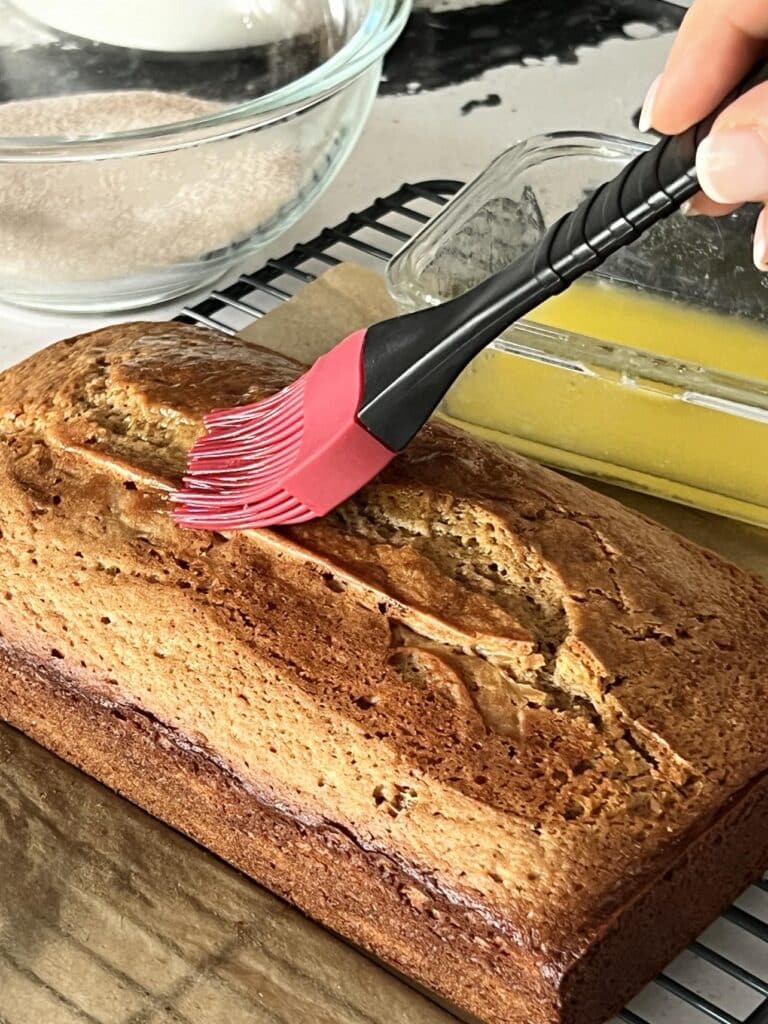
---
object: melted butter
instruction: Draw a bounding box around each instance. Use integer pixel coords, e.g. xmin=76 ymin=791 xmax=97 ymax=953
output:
xmin=440 ymin=280 xmax=768 ymax=527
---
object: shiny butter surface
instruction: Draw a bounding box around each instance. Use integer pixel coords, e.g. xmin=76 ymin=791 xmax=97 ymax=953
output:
xmin=443 ymin=280 xmax=768 ymax=526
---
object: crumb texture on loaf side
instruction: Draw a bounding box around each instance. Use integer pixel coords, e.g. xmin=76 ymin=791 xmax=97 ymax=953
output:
xmin=0 ymin=322 xmax=767 ymax=1000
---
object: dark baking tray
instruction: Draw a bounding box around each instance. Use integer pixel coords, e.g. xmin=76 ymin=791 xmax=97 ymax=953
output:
xmin=177 ymin=180 xmax=768 ymax=1024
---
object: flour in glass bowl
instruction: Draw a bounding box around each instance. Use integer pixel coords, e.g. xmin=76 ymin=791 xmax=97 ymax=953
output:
xmin=0 ymin=91 xmax=303 ymax=281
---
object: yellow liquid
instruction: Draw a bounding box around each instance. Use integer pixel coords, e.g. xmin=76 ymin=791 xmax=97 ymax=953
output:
xmin=440 ymin=281 xmax=768 ymax=526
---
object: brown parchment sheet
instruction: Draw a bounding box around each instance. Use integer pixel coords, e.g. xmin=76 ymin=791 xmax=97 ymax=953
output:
xmin=1 ymin=261 xmax=767 ymax=1024
xmin=238 ymin=262 xmax=399 ymax=365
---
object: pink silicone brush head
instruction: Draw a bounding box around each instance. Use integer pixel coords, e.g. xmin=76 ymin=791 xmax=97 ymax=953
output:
xmin=172 ymin=329 xmax=395 ymax=531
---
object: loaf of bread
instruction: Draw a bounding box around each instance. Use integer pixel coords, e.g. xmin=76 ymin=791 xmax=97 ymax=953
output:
xmin=0 ymin=322 xmax=766 ymax=1024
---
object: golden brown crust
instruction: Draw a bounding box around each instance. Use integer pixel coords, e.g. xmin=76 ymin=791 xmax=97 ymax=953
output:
xmin=0 ymin=321 xmax=767 ymax=1023
xmin=2 ymin=630 xmax=767 ymax=1024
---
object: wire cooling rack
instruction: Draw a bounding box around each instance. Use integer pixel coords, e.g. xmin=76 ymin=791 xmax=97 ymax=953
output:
xmin=177 ymin=181 xmax=768 ymax=1024
xmin=176 ymin=180 xmax=462 ymax=334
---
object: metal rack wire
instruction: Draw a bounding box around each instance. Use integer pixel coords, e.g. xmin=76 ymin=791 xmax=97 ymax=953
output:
xmin=177 ymin=180 xmax=768 ymax=1024
xmin=176 ymin=180 xmax=463 ymax=335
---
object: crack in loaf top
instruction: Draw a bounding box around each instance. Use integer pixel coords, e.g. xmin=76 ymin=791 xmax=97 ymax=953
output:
xmin=0 ymin=321 xmax=766 ymax=970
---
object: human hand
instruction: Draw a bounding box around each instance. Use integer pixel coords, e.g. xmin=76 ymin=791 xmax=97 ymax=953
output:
xmin=639 ymin=0 xmax=768 ymax=268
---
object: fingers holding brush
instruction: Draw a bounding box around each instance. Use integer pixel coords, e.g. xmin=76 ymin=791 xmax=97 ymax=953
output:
xmin=690 ymin=80 xmax=768 ymax=231
xmin=640 ymin=0 xmax=768 ymax=136
xmin=639 ymin=0 xmax=768 ymax=254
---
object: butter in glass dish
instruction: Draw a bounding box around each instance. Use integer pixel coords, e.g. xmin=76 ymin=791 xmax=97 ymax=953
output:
xmin=387 ymin=131 xmax=768 ymax=527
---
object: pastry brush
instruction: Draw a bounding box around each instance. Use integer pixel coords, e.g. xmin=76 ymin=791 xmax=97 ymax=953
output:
xmin=174 ymin=62 xmax=768 ymax=532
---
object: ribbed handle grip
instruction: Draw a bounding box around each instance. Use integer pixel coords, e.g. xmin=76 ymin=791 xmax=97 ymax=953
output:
xmin=542 ymin=57 xmax=768 ymax=284
xmin=360 ymin=60 xmax=768 ymax=450
xmin=527 ymin=133 xmax=695 ymax=298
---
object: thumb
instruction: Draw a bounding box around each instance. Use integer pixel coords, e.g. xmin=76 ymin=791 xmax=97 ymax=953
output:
xmin=697 ymin=81 xmax=768 ymax=204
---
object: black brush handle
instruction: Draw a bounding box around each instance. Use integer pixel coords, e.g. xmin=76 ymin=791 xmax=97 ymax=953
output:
xmin=360 ymin=59 xmax=768 ymax=451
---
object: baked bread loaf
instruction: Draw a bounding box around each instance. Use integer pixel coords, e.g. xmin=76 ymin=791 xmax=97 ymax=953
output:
xmin=0 ymin=322 xmax=766 ymax=1024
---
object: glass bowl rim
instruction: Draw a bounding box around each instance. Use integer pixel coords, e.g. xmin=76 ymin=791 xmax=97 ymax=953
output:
xmin=0 ymin=0 xmax=411 ymax=158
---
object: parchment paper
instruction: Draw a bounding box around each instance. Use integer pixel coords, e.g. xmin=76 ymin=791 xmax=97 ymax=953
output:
xmin=239 ymin=263 xmax=399 ymax=365
xmin=1 ymin=262 xmax=766 ymax=1024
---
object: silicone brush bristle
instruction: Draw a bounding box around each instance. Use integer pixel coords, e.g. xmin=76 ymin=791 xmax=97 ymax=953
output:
xmin=173 ymin=329 xmax=395 ymax=531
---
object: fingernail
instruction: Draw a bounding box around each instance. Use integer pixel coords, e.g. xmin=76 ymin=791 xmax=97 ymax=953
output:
xmin=680 ymin=199 xmax=700 ymax=216
xmin=697 ymin=128 xmax=768 ymax=204
xmin=639 ymin=75 xmax=660 ymax=133
xmin=753 ymin=214 xmax=768 ymax=271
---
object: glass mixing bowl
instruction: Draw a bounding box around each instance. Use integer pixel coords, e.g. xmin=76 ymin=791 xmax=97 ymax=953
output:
xmin=0 ymin=0 xmax=411 ymax=312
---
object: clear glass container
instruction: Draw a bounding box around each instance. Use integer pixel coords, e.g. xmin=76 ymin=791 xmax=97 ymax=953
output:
xmin=0 ymin=0 xmax=410 ymax=312
xmin=387 ymin=131 xmax=768 ymax=527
